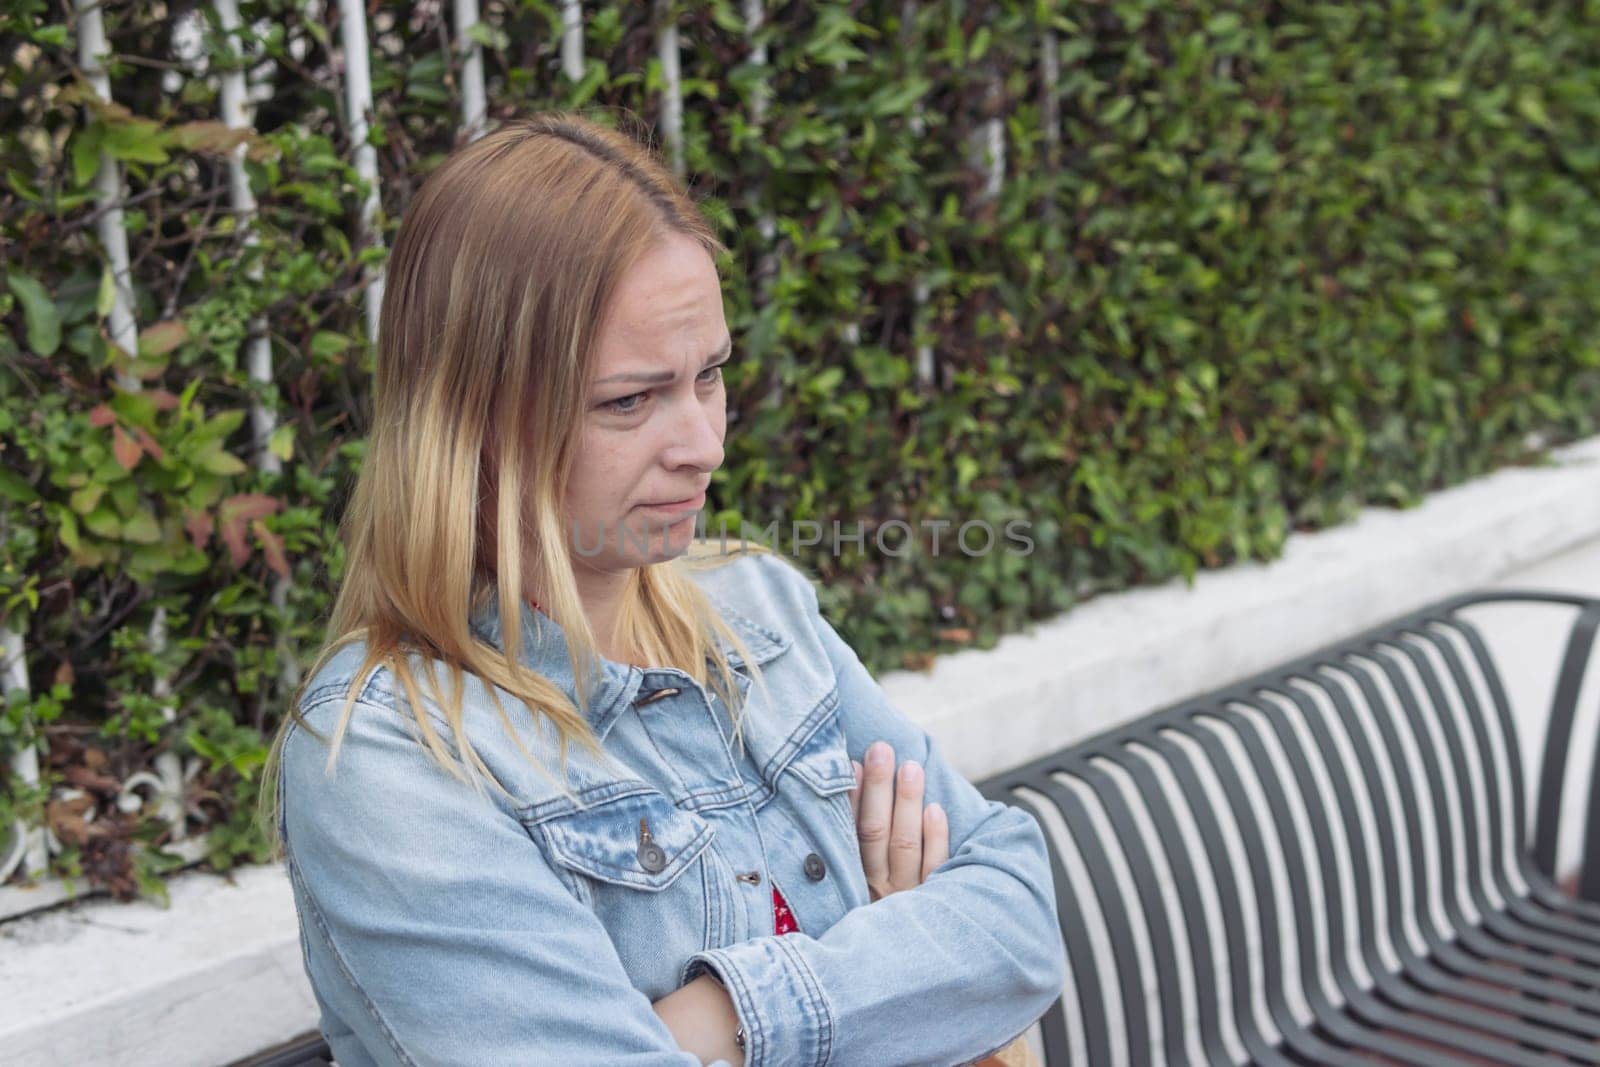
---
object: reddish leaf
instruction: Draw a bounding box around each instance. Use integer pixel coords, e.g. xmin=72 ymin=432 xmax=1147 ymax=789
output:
xmin=219 ymin=514 xmax=249 ymax=567
xmin=46 ymin=797 xmax=91 ymax=846
xmin=138 ymin=320 xmax=188 ymax=357
xmin=88 ymin=405 xmax=115 ymax=428
xmin=148 ymin=389 xmax=180 ymax=411
xmin=63 ymin=764 xmax=123 ymax=795
xmin=131 ymin=426 xmax=165 ymax=460
xmin=112 ymin=425 xmax=141 ymax=470
xmin=183 ymin=509 xmax=214 ymax=550
xmin=220 ymin=492 xmax=281 ymax=523
xmin=169 ymin=120 xmax=254 ymax=155
xmin=253 ymin=519 xmax=290 ymax=579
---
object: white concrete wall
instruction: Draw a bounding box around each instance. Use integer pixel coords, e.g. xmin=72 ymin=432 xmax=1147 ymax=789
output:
xmin=6 ymin=434 xmax=1600 ymax=1065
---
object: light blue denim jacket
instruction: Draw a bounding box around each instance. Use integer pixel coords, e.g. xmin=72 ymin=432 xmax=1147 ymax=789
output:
xmin=279 ymin=551 xmax=1066 ymax=1066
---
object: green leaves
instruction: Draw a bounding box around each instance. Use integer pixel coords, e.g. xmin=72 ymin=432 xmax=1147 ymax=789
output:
xmin=4 ymin=0 xmax=1600 ymax=902
xmin=6 ymin=273 xmax=59 ymax=357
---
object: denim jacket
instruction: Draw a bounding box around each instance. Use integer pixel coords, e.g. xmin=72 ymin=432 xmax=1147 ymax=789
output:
xmin=279 ymin=551 xmax=1066 ymax=1066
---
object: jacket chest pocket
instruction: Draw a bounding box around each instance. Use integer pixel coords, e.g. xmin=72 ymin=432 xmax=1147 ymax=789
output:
xmin=527 ymin=787 xmax=734 ymax=999
xmin=766 ymin=688 xmax=860 ymax=846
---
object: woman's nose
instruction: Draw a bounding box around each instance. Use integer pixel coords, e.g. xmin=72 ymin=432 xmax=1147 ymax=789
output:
xmin=665 ymin=396 xmax=724 ymax=472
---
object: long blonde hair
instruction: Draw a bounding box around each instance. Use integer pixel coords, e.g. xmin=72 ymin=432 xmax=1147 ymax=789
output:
xmin=260 ymin=113 xmax=769 ymax=848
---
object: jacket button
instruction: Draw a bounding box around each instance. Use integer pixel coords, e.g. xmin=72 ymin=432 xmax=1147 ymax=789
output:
xmin=638 ymin=842 xmax=667 ymax=873
xmin=633 ymin=687 xmax=681 ymax=708
xmin=803 ymin=853 xmax=826 ymax=881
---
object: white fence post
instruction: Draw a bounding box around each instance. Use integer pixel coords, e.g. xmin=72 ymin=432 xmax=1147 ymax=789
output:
xmin=453 ymin=0 xmax=489 ymax=141
xmin=901 ymin=1 xmax=935 ymax=389
xmin=1040 ymin=27 xmax=1060 ymax=163
xmin=75 ymin=0 xmax=139 ymax=395
xmin=974 ymin=74 xmax=1005 ymax=205
xmin=561 ymin=0 xmax=584 ymax=83
xmin=214 ymin=0 xmax=281 ymax=477
xmin=213 ymin=0 xmax=301 ymax=696
xmin=1 ymin=627 xmax=44 ymax=881
xmin=655 ymin=0 xmax=683 ymax=179
xmin=338 ymin=0 xmax=384 ymax=345
xmin=70 ymin=0 xmax=206 ymax=855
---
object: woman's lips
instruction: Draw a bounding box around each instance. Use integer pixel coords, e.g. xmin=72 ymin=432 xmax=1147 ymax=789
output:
xmin=637 ymin=490 xmax=706 ymax=513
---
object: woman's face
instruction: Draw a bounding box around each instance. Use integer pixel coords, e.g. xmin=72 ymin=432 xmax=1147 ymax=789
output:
xmin=563 ymin=232 xmax=730 ymax=576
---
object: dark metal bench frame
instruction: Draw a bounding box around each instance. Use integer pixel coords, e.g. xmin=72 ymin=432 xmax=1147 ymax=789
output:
xmin=979 ymin=589 xmax=1600 ymax=1067
xmin=239 ymin=589 xmax=1600 ymax=1066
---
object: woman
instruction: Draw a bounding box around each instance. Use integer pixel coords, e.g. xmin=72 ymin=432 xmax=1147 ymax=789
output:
xmin=265 ymin=112 xmax=1064 ymax=1066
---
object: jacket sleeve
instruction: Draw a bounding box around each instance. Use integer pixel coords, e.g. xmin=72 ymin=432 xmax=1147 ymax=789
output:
xmin=682 ymin=559 xmax=1068 ymax=1067
xmin=280 ymin=697 xmax=730 ymax=1067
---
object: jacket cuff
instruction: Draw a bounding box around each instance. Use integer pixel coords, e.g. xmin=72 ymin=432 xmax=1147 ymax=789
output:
xmin=683 ymin=935 xmax=835 ymax=1067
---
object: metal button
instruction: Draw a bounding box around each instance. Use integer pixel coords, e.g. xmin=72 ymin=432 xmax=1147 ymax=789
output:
xmin=637 ymin=817 xmax=666 ymax=873
xmin=638 ymin=841 xmax=666 ymax=873
xmin=632 ymin=687 xmax=680 ymax=708
xmin=735 ymin=870 xmax=763 ymax=885
xmin=803 ymin=852 xmax=826 ymax=881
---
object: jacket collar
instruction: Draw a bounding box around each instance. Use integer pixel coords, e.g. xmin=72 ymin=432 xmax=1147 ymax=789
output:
xmin=466 ymin=583 xmax=790 ymax=743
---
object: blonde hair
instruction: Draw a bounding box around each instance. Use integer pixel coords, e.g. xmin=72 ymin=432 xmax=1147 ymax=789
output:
xmin=260 ymin=113 xmax=771 ymax=850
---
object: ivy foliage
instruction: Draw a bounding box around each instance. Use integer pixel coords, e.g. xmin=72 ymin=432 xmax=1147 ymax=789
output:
xmin=1 ymin=0 xmax=1598 ymax=897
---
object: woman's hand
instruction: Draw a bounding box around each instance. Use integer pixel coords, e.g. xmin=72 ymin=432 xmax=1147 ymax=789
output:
xmin=847 ymin=742 xmax=1037 ymax=1067
xmin=848 ymin=740 xmax=949 ymax=901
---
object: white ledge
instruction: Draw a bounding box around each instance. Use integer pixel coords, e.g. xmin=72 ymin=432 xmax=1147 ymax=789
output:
xmin=0 ymin=862 xmax=317 ymax=1067
xmin=7 ymin=433 xmax=1600 ymax=1065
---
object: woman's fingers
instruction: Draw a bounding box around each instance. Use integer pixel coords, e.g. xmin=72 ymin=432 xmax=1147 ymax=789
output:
xmin=921 ymin=803 xmax=948 ymax=882
xmin=856 ymin=741 xmax=897 ymax=899
xmin=886 ymin=758 xmax=926 ymax=893
xmin=854 ymin=741 xmax=946 ymax=899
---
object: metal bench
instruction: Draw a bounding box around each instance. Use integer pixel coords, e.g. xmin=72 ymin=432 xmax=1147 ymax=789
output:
xmin=238 ymin=589 xmax=1600 ymax=1066
xmin=980 ymin=589 xmax=1600 ymax=1066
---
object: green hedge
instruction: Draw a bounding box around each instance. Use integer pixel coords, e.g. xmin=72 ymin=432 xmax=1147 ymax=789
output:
xmin=2 ymin=0 xmax=1597 ymax=896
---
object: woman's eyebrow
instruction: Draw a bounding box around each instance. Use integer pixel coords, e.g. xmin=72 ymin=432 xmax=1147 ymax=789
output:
xmin=592 ymin=339 xmax=733 ymax=386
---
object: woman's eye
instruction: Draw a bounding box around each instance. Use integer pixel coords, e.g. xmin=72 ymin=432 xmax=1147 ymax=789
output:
xmin=603 ymin=392 xmax=648 ymax=415
xmin=600 ymin=364 xmax=723 ymax=414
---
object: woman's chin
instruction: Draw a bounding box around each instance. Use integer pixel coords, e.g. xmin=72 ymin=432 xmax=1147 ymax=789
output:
xmin=611 ymin=514 xmax=702 ymax=567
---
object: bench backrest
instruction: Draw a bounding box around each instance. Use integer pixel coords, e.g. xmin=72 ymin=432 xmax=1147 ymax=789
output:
xmin=978 ymin=590 xmax=1600 ymax=1066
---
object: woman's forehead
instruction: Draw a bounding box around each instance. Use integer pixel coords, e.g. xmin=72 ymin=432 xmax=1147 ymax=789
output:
xmin=593 ymin=241 xmax=725 ymax=372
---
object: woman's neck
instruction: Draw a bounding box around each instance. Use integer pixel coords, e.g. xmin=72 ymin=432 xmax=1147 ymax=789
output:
xmin=568 ymin=562 xmax=642 ymax=665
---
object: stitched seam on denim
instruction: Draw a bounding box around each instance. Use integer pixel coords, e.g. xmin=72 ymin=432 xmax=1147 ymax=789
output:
xmin=300 ymin=665 xmax=391 ymax=709
xmin=717 ymin=949 xmax=765 ymax=1067
xmin=298 ymin=692 xmax=462 ymax=762
xmin=517 ymin=779 xmax=660 ymax=822
xmin=632 ymin=688 xmax=696 ymax=798
xmin=541 ymin=819 xmax=714 ymax=888
xmin=952 ymin=1022 xmax=1038 ymax=1067
xmin=759 ymin=692 xmax=834 ymax=783
xmin=768 ymin=798 xmax=851 ymax=918
xmin=758 ymin=688 xmax=842 ymax=784
xmin=518 ymin=818 xmax=592 ymax=904
xmin=587 ymin=665 xmax=639 ymax=742
xmin=526 ymin=788 xmax=716 ymax=885
xmin=675 ymin=777 xmax=761 ymax=809
xmin=699 ymin=849 xmax=718 ymax=952
xmin=773 ymin=934 xmax=834 ymax=1067
xmin=285 ymin=848 xmax=418 ymax=1066
xmin=702 ymin=589 xmax=791 ymax=664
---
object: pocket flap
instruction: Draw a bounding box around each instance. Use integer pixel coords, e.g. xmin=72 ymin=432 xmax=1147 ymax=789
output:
xmin=772 ymin=693 xmax=856 ymax=797
xmin=535 ymin=788 xmax=715 ymax=891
